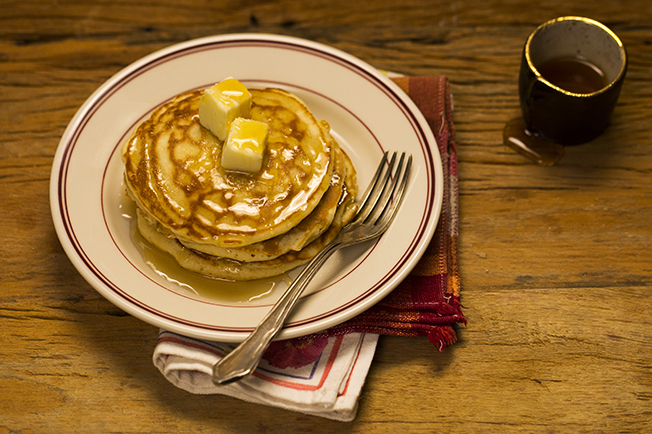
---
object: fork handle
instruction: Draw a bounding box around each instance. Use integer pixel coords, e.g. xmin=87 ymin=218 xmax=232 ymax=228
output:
xmin=212 ymin=241 xmax=341 ymax=385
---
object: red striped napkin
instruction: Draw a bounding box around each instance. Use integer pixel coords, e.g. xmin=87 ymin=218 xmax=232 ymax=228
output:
xmin=153 ymin=76 xmax=465 ymax=421
xmin=313 ymin=75 xmax=465 ymax=349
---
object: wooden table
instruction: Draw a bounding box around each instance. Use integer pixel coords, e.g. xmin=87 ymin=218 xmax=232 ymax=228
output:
xmin=2 ymin=0 xmax=651 ymax=432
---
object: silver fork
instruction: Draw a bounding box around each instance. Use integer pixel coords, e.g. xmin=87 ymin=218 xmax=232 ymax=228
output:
xmin=212 ymin=151 xmax=412 ymax=385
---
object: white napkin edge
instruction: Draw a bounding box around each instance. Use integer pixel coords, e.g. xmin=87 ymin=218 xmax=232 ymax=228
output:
xmin=153 ymin=332 xmax=379 ymax=422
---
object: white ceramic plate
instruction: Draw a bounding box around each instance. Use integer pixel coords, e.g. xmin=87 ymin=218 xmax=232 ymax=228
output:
xmin=50 ymin=33 xmax=443 ymax=342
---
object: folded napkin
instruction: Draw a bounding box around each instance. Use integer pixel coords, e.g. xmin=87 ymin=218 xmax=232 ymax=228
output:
xmin=153 ymin=76 xmax=465 ymax=421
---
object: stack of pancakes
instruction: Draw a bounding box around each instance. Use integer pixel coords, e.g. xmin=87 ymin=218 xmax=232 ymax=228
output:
xmin=121 ymin=87 xmax=358 ymax=281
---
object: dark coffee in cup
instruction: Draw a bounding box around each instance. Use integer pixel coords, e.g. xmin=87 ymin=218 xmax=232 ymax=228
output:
xmin=536 ymin=56 xmax=607 ymax=94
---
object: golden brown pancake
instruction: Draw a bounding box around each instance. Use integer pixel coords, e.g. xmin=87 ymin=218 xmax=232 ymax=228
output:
xmin=177 ymin=141 xmax=348 ymax=262
xmin=135 ymin=148 xmax=358 ymax=280
xmin=122 ymin=84 xmax=359 ymax=281
xmin=122 ymin=87 xmax=333 ymax=248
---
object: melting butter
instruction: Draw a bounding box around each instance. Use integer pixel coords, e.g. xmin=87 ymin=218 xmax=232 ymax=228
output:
xmin=221 ymin=117 xmax=268 ymax=173
xmin=198 ymin=77 xmax=252 ymax=141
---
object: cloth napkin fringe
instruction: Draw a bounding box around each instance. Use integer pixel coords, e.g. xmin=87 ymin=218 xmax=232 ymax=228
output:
xmin=428 ymin=325 xmax=458 ymax=351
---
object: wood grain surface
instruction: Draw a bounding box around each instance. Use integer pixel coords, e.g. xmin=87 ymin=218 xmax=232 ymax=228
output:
xmin=1 ymin=0 xmax=651 ymax=432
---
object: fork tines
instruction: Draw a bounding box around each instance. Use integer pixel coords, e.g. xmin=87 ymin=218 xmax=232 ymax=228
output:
xmin=354 ymin=151 xmax=412 ymax=229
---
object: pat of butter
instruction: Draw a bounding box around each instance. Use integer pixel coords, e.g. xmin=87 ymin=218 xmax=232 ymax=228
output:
xmin=198 ymin=77 xmax=252 ymax=141
xmin=221 ymin=117 xmax=268 ymax=173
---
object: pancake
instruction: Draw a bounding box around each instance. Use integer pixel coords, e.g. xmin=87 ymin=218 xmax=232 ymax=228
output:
xmin=121 ymin=87 xmax=333 ymax=248
xmin=135 ymin=147 xmax=358 ymax=280
xmin=177 ymin=141 xmax=349 ymax=262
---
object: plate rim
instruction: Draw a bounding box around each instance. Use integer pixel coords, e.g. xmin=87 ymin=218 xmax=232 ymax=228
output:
xmin=49 ymin=33 xmax=444 ymax=341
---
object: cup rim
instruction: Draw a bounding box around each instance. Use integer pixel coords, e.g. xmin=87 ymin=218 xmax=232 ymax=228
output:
xmin=525 ymin=16 xmax=627 ymax=97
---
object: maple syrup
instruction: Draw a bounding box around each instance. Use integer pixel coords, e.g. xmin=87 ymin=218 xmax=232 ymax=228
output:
xmin=119 ymin=189 xmax=286 ymax=304
xmin=503 ymin=117 xmax=564 ymax=166
xmin=537 ymin=56 xmax=607 ymax=94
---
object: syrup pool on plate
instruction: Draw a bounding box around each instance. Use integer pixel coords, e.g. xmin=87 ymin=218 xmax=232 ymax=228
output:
xmin=119 ymin=189 xmax=289 ymax=304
